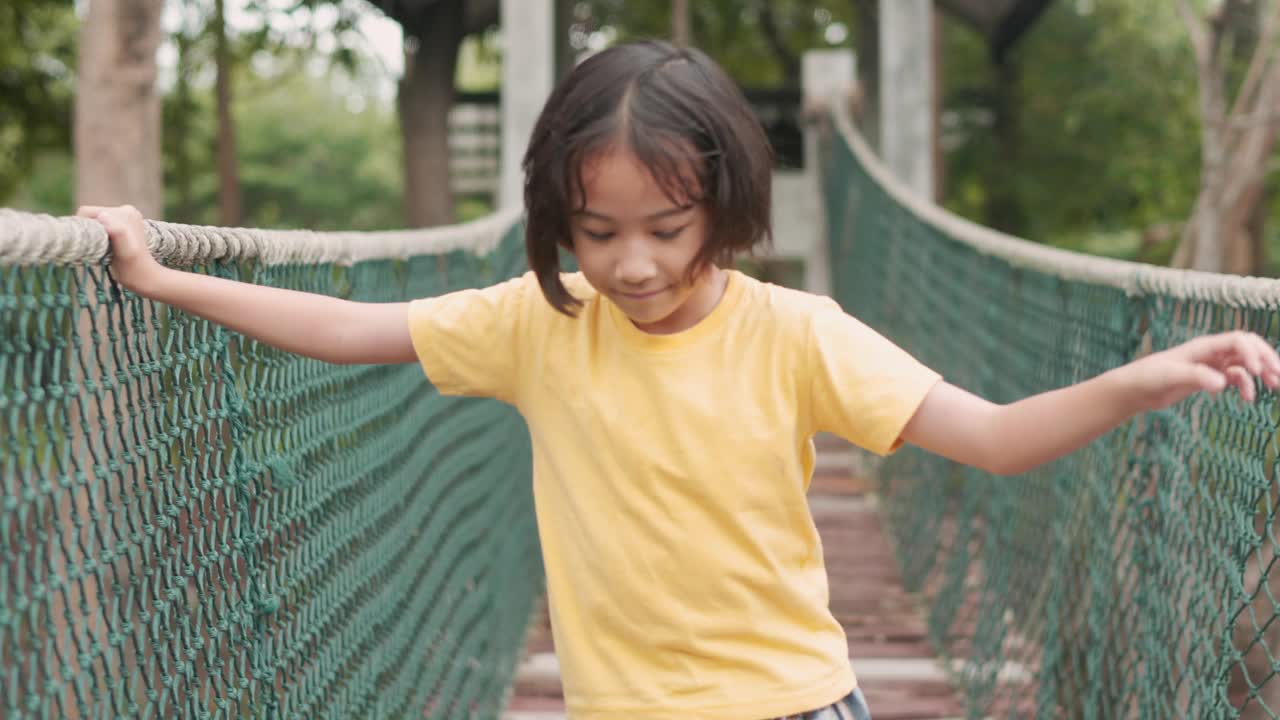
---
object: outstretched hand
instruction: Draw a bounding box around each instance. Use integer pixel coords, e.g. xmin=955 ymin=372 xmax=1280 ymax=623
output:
xmin=1128 ymin=331 xmax=1280 ymax=410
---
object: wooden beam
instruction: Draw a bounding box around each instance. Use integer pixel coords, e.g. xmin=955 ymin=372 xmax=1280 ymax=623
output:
xmin=990 ymin=0 xmax=1054 ymax=63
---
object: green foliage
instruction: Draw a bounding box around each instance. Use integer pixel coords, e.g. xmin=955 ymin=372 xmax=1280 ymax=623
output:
xmin=166 ymin=67 xmax=405 ymax=230
xmin=572 ymin=0 xmax=855 ymax=86
xmin=9 ymin=151 xmax=72 ymax=213
xmin=458 ymin=30 xmax=502 ymax=90
xmin=236 ymin=77 xmax=401 ymax=230
xmin=576 ymin=0 xmax=1230 ymax=270
xmin=935 ymin=1 xmax=1280 ymax=276
xmin=11 ymin=4 xmax=498 ymax=230
xmin=939 ymin=2 xmax=1204 ymax=256
xmin=7 ymin=0 xmax=1278 ymax=268
xmin=0 ymin=0 xmax=76 ymax=204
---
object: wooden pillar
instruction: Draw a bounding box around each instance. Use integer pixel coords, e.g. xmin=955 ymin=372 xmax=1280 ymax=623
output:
xmin=879 ymin=0 xmax=935 ymax=200
xmin=500 ymin=0 xmax=554 ymax=209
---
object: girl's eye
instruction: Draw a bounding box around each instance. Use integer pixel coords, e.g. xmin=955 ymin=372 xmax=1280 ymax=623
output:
xmin=653 ymin=225 xmax=688 ymax=241
xmin=582 ymin=229 xmax=614 ymax=241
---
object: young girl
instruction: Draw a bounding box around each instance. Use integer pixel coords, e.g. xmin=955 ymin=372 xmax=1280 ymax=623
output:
xmin=81 ymin=40 xmax=1280 ymax=720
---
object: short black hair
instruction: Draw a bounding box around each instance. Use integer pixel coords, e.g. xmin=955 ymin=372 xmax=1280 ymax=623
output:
xmin=522 ymin=40 xmax=774 ymax=315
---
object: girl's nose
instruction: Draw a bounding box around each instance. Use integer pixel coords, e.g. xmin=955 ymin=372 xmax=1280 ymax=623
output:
xmin=615 ymin=246 xmax=659 ymax=286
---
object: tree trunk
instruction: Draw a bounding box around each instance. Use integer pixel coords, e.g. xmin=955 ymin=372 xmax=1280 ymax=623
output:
xmin=985 ymin=54 xmax=1026 ymax=235
xmin=1173 ymin=0 xmax=1280 ymax=276
xmin=672 ymin=0 xmax=690 ymax=47
xmin=1249 ymin=187 xmax=1268 ymax=273
xmin=398 ymin=1 xmax=464 ymax=228
xmin=172 ymin=29 xmax=194 ymax=221
xmin=757 ymin=4 xmax=800 ymax=86
xmin=554 ymin=0 xmax=575 ymax=80
xmin=926 ymin=0 xmax=1050 ymax=220
xmin=214 ymin=0 xmax=242 ymax=226
xmin=75 ymin=0 xmax=164 ymax=217
xmin=850 ymin=0 xmax=880 ymax=153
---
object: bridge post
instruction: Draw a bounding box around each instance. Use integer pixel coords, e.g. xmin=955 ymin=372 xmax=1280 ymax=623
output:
xmin=500 ymin=0 xmax=555 ymax=209
xmin=879 ymin=0 xmax=935 ymax=200
xmin=797 ymin=49 xmax=856 ymax=297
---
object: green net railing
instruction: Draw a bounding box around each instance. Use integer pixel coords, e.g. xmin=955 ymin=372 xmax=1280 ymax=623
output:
xmin=0 ymin=208 xmax=542 ymax=719
xmin=823 ymin=107 xmax=1280 ymax=719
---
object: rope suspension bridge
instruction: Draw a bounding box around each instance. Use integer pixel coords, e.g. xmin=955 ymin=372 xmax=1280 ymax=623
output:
xmin=4 ymin=107 xmax=1280 ymax=719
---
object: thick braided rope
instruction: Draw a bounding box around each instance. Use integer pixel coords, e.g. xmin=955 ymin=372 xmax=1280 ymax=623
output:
xmin=828 ymin=102 xmax=1280 ymax=308
xmin=0 ymin=205 xmax=524 ymax=267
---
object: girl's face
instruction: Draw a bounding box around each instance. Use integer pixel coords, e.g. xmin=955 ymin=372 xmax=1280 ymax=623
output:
xmin=570 ymin=145 xmax=725 ymax=335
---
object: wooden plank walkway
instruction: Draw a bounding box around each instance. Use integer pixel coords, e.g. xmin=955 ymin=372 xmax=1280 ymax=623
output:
xmin=504 ymin=439 xmax=965 ymax=719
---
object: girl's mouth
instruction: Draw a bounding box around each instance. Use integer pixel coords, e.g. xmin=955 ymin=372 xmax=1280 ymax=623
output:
xmin=619 ymin=287 xmax=668 ymax=300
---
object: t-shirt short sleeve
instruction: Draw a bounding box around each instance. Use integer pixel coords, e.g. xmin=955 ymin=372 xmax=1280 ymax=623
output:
xmin=807 ymin=300 xmax=941 ymax=455
xmin=407 ymin=273 xmax=531 ymax=405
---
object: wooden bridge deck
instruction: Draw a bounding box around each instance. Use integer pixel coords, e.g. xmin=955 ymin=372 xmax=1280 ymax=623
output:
xmin=503 ymin=440 xmax=966 ymax=719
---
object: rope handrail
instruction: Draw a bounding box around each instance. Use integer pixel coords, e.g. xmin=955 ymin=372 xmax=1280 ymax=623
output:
xmin=0 ymin=205 xmax=524 ymax=267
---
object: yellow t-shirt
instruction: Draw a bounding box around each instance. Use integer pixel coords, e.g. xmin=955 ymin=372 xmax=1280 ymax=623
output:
xmin=408 ymin=270 xmax=940 ymax=719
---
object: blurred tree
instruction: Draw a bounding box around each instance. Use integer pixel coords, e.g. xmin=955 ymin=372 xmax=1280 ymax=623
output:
xmin=554 ymin=0 xmax=574 ymax=79
xmin=940 ymin=0 xmax=1055 ymax=60
xmin=163 ymin=0 xmax=383 ymax=226
xmin=232 ymin=71 xmax=405 ymax=231
xmin=568 ymin=1 xmax=856 ymax=87
xmin=1172 ymin=0 xmax=1280 ymax=275
xmin=169 ymin=15 xmax=199 ymax=222
xmin=363 ymin=0 xmax=499 ymax=227
xmin=936 ymin=0 xmax=1054 ymax=234
xmin=937 ymin=3 xmax=1203 ymax=256
xmin=76 ymin=0 xmax=165 ymax=217
xmin=161 ymin=66 xmax=403 ymax=232
xmin=0 ymin=0 xmax=76 ymax=204
xmin=672 ymin=0 xmax=689 ymax=47
xmin=214 ymin=0 xmax=242 ymax=225
xmin=848 ymin=0 xmax=878 ymax=148
xmin=13 ymin=0 xmax=1271 ymax=279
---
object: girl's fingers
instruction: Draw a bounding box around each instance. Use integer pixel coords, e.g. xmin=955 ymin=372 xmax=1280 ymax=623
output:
xmin=75 ymin=204 xmax=141 ymax=224
xmin=1252 ymin=334 xmax=1280 ymax=377
xmin=83 ymin=209 xmax=134 ymax=237
xmin=1206 ymin=331 xmax=1269 ymax=376
xmin=1225 ymin=366 xmax=1255 ymax=402
xmin=1194 ymin=364 xmax=1227 ymax=394
xmin=1233 ymin=332 xmax=1264 ymax=375
xmin=1177 ymin=332 xmax=1280 ymax=399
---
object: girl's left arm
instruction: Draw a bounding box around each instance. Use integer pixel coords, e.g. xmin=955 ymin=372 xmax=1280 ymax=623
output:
xmin=899 ymin=331 xmax=1280 ymax=477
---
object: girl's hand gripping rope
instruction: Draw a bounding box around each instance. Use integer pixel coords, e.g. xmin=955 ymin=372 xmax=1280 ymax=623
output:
xmin=77 ymin=204 xmax=163 ymax=294
xmin=76 ymin=204 xmax=417 ymax=365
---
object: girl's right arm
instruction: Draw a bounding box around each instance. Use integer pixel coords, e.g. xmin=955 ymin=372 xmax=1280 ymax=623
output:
xmin=79 ymin=205 xmax=418 ymax=366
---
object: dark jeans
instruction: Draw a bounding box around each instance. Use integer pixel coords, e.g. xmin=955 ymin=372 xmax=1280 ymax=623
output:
xmin=772 ymin=687 xmax=873 ymax=720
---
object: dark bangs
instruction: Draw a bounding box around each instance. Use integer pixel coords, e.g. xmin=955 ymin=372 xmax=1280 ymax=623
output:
xmin=522 ymin=40 xmax=773 ymax=316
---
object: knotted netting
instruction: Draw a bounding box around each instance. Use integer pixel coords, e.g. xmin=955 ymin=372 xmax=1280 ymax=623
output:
xmin=823 ymin=104 xmax=1280 ymax=719
xmin=0 ymin=207 xmax=542 ymax=719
